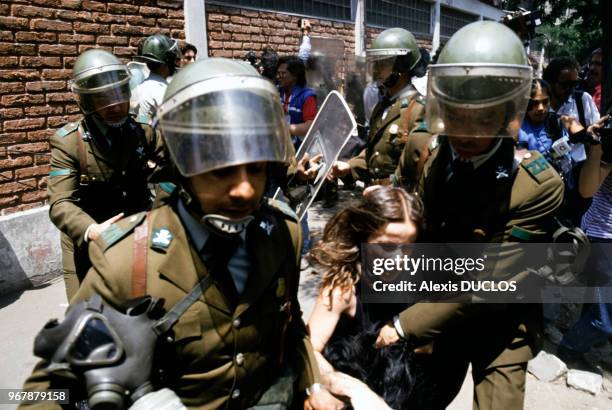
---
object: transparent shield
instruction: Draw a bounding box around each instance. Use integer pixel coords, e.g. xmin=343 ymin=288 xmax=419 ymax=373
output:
xmin=343 ymin=55 xmax=367 ymax=126
xmin=426 ymin=64 xmax=532 ymax=138
xmin=159 ymin=83 xmax=292 ymax=177
xmin=306 ymin=37 xmax=345 ymax=102
xmin=274 ymin=91 xmax=357 ymax=220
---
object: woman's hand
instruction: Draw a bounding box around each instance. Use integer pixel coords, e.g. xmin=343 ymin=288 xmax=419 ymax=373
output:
xmin=326 ymin=372 xmax=392 ymax=410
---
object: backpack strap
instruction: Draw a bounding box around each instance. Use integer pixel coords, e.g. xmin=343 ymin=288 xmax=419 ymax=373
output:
xmin=131 ymin=213 xmax=151 ymax=298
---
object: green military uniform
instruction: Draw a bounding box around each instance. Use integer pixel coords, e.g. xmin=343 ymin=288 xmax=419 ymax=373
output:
xmin=397 ymin=136 xmax=564 ymax=409
xmin=23 ymin=194 xmax=320 ymax=409
xmin=48 ymin=114 xmax=163 ymax=299
xmin=347 ymin=88 xmax=431 ymax=186
xmin=346 ymin=26 xmax=431 ymax=187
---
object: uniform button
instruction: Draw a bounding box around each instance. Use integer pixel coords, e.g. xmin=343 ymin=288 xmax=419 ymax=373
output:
xmin=374 ymin=151 xmax=380 ymax=156
xmin=122 ymin=191 xmax=127 ymax=197
xmin=231 ymin=389 xmax=240 ymax=399
xmin=232 ymin=318 xmax=241 ymax=328
xmin=524 ymin=152 xmax=532 ymax=159
xmin=235 ymin=353 xmax=245 ymax=366
xmin=121 ymin=170 xmax=126 ymax=176
xmin=374 ymin=168 xmax=380 ymax=173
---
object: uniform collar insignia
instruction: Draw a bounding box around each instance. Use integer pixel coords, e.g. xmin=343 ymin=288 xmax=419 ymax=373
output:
xmin=152 ymin=227 xmax=173 ymax=249
xmin=495 ymin=165 xmax=509 ymax=179
xmin=259 ymin=220 xmax=274 ymax=236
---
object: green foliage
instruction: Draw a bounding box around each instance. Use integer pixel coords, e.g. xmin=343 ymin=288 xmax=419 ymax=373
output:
xmin=502 ymin=0 xmax=603 ymax=62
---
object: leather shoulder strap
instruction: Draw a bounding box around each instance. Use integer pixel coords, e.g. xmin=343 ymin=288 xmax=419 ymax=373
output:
xmin=76 ymin=124 xmax=88 ymax=176
xmin=131 ymin=213 xmax=151 ymax=297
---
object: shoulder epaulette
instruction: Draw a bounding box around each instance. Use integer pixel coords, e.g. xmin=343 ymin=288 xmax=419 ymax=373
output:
xmin=100 ymin=212 xmax=148 ymax=251
xmin=264 ymin=198 xmax=298 ymax=222
xmin=518 ymin=151 xmax=554 ymax=183
xmin=133 ymin=114 xmax=152 ymax=125
xmin=415 ymin=120 xmax=429 ymax=132
xmin=56 ymin=122 xmax=79 ymax=138
xmin=158 ymin=182 xmax=177 ymax=194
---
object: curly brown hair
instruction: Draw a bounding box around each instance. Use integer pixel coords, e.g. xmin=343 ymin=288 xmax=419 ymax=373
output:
xmin=310 ymin=187 xmax=423 ymax=296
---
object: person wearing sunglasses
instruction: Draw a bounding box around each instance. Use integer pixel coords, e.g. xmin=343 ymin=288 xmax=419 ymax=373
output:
xmin=543 ymin=56 xmax=600 ymax=130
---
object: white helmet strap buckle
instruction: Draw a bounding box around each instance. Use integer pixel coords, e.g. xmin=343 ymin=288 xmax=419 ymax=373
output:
xmin=201 ymin=214 xmax=254 ymax=235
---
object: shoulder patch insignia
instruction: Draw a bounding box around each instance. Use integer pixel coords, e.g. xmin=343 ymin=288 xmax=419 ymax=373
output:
xmin=56 ymin=122 xmax=79 ymax=138
xmin=151 ymin=227 xmax=173 ymax=250
xmin=416 ymin=121 xmax=429 ymax=132
xmin=134 ymin=114 xmax=152 ymax=125
xmin=49 ymin=168 xmax=71 ymax=177
xmin=159 ymin=182 xmax=177 ymax=194
xmin=522 ymin=155 xmax=550 ymax=177
xmin=100 ymin=212 xmax=147 ymax=251
xmin=400 ymin=98 xmax=409 ymax=109
xmin=510 ymin=226 xmax=547 ymax=242
xmin=265 ymin=198 xmax=298 ymax=221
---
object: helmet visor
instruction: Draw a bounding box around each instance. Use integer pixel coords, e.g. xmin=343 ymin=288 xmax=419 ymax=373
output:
xmin=158 ymin=76 xmax=293 ymax=177
xmin=366 ymin=55 xmax=397 ymax=84
xmin=426 ymin=64 xmax=532 ymax=138
xmin=72 ymin=68 xmax=131 ymax=115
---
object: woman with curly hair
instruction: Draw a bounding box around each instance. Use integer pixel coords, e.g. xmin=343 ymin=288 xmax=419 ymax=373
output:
xmin=307 ymin=186 xmax=425 ymax=409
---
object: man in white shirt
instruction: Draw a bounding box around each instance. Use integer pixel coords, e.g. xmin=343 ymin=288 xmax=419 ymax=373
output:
xmin=131 ymin=34 xmax=181 ymax=119
xmin=544 ymin=56 xmax=600 ymax=162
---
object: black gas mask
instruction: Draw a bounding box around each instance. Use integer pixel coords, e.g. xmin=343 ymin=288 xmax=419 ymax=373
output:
xmin=33 ymin=294 xmax=183 ymax=410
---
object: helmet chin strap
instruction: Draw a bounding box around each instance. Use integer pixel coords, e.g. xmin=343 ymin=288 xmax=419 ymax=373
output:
xmin=200 ymin=214 xmax=254 ymax=236
xmin=105 ymin=117 xmax=128 ymax=128
xmin=178 ymin=186 xmax=255 ymax=237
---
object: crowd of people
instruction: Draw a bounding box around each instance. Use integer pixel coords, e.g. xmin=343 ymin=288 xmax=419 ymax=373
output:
xmin=17 ymin=15 xmax=610 ymax=410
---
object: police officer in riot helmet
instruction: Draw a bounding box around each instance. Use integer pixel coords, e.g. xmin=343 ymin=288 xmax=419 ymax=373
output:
xmin=47 ymin=49 xmax=162 ymax=300
xmin=375 ymin=22 xmax=563 ymax=410
xmin=332 ymin=27 xmax=431 ymax=188
xmin=131 ymin=34 xmax=181 ymax=118
xmin=24 ymin=58 xmax=341 ymax=410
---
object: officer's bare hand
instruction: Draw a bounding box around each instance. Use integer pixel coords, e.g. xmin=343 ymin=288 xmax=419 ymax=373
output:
xmin=87 ymin=212 xmax=125 ymax=241
xmin=296 ymin=153 xmax=324 ymax=182
xmin=587 ymin=114 xmax=610 ymax=139
xmin=304 ymin=388 xmax=344 ymax=410
xmin=374 ymin=323 xmax=400 ymax=348
xmin=330 ymin=161 xmax=351 ymax=179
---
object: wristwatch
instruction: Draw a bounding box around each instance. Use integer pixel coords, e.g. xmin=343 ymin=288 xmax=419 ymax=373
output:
xmin=305 ymin=383 xmax=323 ymax=396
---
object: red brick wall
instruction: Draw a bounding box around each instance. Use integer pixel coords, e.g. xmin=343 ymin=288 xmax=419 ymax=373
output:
xmin=0 ymin=1 xmax=431 ymax=215
xmin=0 ymin=0 xmax=184 ymax=215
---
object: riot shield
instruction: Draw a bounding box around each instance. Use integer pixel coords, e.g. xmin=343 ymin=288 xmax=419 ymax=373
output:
xmin=306 ymin=37 xmax=345 ymax=102
xmin=275 ymin=91 xmax=357 ymax=220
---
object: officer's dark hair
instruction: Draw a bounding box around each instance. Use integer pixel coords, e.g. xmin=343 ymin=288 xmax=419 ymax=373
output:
xmin=181 ymin=42 xmax=197 ymax=56
xmin=260 ymin=47 xmax=279 ymax=81
xmin=278 ymin=56 xmax=307 ymax=86
xmin=543 ymin=56 xmax=580 ymax=85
